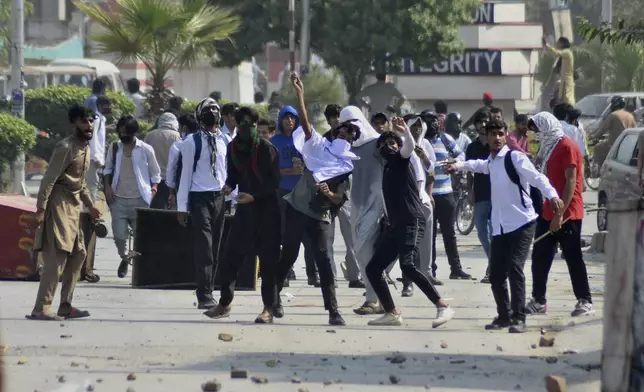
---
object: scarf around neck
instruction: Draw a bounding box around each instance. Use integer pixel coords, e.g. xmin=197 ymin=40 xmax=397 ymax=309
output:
xmin=231 ymin=126 xmax=261 ymax=181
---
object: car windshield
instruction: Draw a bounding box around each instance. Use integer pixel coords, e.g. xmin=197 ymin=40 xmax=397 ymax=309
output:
xmin=575 ymin=95 xmax=610 ymax=117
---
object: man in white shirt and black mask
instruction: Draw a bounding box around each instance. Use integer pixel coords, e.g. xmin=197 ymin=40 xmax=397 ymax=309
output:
xmin=176 ymin=98 xmax=228 ymax=309
xmin=104 ymin=117 xmax=161 ymax=278
xmin=87 ymin=95 xmax=112 ymax=202
xmin=447 ymin=118 xmax=564 ymax=333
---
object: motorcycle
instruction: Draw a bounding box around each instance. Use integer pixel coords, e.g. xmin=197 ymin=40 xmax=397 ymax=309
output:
xmin=454 ymin=172 xmax=475 ymax=235
xmin=585 ymin=136 xmax=606 ymax=191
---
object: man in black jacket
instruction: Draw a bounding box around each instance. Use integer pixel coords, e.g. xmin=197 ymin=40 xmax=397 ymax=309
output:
xmin=204 ymin=107 xmax=282 ymax=324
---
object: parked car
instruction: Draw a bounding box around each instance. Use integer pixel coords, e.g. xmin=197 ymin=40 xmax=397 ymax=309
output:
xmin=576 ymin=92 xmax=644 ymax=140
xmin=596 ymin=127 xmax=643 ymax=231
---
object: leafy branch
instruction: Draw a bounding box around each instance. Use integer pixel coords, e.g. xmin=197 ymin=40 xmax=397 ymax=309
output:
xmin=576 ymin=17 xmax=644 ymax=45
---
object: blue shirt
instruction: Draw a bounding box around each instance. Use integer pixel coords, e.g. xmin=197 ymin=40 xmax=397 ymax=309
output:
xmin=85 ymin=94 xmax=98 ymax=112
xmin=270 ymin=133 xmax=302 ymax=191
xmin=430 ymin=133 xmax=462 ymax=195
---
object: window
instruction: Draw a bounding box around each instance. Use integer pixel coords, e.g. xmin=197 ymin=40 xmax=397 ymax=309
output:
xmin=614 ymin=133 xmax=638 ymax=166
xmin=625 ymin=97 xmax=638 ymax=113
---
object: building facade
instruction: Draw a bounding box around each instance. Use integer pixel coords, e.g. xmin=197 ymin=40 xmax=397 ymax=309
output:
xmin=393 ymin=1 xmax=542 ymax=122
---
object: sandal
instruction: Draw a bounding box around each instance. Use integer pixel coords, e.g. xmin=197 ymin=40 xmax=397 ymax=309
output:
xmin=25 ymin=312 xmax=64 ymax=321
xmin=57 ymin=307 xmax=91 ymax=319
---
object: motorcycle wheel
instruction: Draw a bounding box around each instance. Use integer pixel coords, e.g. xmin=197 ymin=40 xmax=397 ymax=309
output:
xmin=455 ymin=197 xmax=475 ymax=235
xmin=585 ymin=160 xmax=601 ymax=191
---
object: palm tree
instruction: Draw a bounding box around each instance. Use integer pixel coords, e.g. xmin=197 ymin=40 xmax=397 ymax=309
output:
xmin=74 ymin=0 xmax=240 ymax=113
xmin=535 ymin=40 xmax=644 ymax=102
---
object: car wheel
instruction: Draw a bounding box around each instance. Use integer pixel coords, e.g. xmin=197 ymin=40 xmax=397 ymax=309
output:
xmin=597 ymin=193 xmax=608 ymax=232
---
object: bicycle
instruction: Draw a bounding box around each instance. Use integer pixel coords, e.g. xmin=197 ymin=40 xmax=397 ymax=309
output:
xmin=454 ymin=172 xmax=475 ymax=235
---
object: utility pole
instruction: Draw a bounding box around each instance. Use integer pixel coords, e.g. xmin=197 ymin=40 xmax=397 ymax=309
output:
xmin=600 ymin=0 xmax=613 ymax=92
xmin=10 ymin=0 xmax=26 ymax=195
xmin=288 ymin=0 xmax=296 ymax=74
xmin=300 ymin=0 xmax=310 ymax=74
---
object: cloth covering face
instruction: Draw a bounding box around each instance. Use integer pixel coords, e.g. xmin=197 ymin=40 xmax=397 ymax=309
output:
xmin=533 ymin=111 xmax=564 ymax=174
xmin=339 ymin=106 xmax=379 ymax=148
xmin=292 ymin=126 xmax=359 ymax=183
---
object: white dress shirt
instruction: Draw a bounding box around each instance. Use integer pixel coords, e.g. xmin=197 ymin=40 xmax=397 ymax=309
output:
xmin=420 ymin=138 xmax=437 ymax=172
xmin=165 ymin=139 xmax=182 ymax=189
xmin=103 ymin=138 xmax=162 ymax=205
xmin=177 ymin=130 xmax=228 ymax=212
xmin=89 ymin=112 xmax=106 ymax=165
xmin=221 ymin=124 xmax=236 ymax=145
xmin=411 ymin=153 xmax=432 ymax=207
xmin=455 ymin=145 xmax=558 ymax=236
xmin=561 ymin=120 xmax=588 ymax=157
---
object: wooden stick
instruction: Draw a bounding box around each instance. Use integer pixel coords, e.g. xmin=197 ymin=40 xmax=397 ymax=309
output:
xmin=534 ymin=217 xmax=571 ymax=243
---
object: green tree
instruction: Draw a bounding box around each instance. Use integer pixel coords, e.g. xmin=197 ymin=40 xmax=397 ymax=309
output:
xmin=577 ymin=18 xmax=644 ymax=45
xmin=268 ymin=0 xmax=478 ymax=103
xmin=73 ymin=0 xmax=240 ymax=113
xmin=0 ymin=0 xmax=33 ymax=67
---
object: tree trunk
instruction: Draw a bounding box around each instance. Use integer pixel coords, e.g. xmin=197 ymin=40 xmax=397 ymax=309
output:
xmin=344 ymin=66 xmax=368 ymax=107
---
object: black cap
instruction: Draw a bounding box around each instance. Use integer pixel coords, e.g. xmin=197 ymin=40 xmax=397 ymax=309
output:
xmin=371 ymin=112 xmax=388 ymax=122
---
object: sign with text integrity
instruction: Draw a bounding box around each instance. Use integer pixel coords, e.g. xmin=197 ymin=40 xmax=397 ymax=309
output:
xmin=402 ymin=51 xmax=503 ymax=75
xmin=473 ymin=2 xmax=495 ymax=24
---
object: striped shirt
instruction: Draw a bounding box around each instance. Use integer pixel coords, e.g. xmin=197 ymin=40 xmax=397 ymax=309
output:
xmin=429 ymin=133 xmax=463 ymax=195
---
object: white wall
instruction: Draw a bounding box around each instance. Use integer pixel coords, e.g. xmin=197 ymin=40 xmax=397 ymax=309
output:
xmin=170 ymin=62 xmax=255 ymax=103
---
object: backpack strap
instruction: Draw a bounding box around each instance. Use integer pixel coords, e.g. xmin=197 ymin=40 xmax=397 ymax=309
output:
xmin=192 ymin=132 xmax=202 ymax=172
xmin=503 ymin=150 xmax=528 ymax=208
xmin=111 ymin=141 xmax=119 ymax=168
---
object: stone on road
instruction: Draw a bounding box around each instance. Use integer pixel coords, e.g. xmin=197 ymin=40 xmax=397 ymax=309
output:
xmin=1 ymin=207 xmax=604 ymax=391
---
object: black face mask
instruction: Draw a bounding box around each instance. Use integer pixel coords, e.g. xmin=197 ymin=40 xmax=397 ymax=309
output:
xmin=379 ymin=144 xmax=397 ymax=160
xmin=201 ymin=111 xmax=219 ymax=127
xmin=120 ymin=135 xmax=134 ymax=144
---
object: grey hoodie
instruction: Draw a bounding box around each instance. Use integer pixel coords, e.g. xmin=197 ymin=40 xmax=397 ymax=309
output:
xmin=144 ymin=113 xmax=181 ymax=180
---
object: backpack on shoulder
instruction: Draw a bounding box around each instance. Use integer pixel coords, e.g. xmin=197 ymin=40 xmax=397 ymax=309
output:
xmin=174 ymin=132 xmax=203 ymax=190
xmin=503 ymin=150 xmax=543 ymax=216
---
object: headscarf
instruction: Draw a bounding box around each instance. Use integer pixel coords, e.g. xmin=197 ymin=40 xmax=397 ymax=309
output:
xmin=406 ymin=116 xmax=427 ymax=143
xmin=339 ymin=106 xmax=379 ymax=148
xmin=532 ymin=111 xmax=565 ymax=174
xmin=195 ymin=97 xmax=221 ymax=178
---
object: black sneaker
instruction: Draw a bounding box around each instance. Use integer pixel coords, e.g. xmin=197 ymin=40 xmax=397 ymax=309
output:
xmin=117 ymin=259 xmax=129 ymax=278
xmin=329 ymin=311 xmax=346 ymax=326
xmin=273 ymin=303 xmax=284 ymax=318
xmin=449 ymin=269 xmax=474 ymax=280
xmin=198 ymin=297 xmax=217 ymax=310
xmin=484 ymin=317 xmax=512 ymax=330
xmin=401 ymin=284 xmax=414 ymax=297
xmin=349 ymin=280 xmax=365 ymax=289
xmin=480 ymin=275 xmax=490 ymax=284
xmin=428 ymin=275 xmax=444 ymax=286
xmin=508 ymin=319 xmax=527 ymax=334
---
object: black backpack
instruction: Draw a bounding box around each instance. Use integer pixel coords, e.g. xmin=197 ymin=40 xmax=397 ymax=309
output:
xmin=174 ymin=132 xmax=203 ymax=189
xmin=503 ymin=150 xmax=543 ymax=216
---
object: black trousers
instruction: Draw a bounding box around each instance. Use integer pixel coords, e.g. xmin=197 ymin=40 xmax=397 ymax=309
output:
xmin=188 ymin=191 xmax=226 ymax=302
xmin=531 ymin=218 xmax=592 ymax=305
xmin=366 ymin=217 xmax=441 ymax=313
xmin=275 ymin=204 xmax=337 ymax=311
xmin=277 ymin=188 xmax=318 ymax=279
xmin=432 ymin=193 xmax=463 ymax=275
xmin=219 ymin=198 xmax=281 ymax=308
xmin=150 ymin=180 xmax=171 ymax=209
xmin=490 ymin=221 xmax=536 ymax=322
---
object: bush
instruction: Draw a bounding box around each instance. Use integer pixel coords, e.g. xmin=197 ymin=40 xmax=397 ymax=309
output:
xmin=0 ymin=113 xmax=37 ymax=191
xmin=25 ymin=85 xmax=135 ymax=159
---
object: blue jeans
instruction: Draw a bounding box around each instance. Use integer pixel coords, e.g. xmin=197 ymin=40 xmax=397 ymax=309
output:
xmin=474 ymin=200 xmax=492 ymax=275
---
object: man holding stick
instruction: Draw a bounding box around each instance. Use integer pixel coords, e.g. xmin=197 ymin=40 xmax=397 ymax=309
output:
xmin=525 ymin=112 xmax=594 ymax=317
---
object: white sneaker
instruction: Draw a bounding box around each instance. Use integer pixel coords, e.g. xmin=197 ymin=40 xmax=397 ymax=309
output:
xmin=432 ymin=306 xmax=455 ymax=328
xmin=571 ymin=299 xmax=595 ymax=317
xmin=368 ymin=312 xmax=403 ymax=326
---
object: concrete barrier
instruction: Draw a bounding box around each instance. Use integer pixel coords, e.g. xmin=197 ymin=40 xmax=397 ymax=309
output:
xmin=602 ymin=199 xmax=644 ymax=392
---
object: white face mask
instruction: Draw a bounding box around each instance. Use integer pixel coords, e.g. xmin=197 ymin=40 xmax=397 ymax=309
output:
xmin=329 ymin=138 xmax=352 ymax=158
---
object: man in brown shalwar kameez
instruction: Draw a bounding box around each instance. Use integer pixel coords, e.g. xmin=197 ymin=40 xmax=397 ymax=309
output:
xmin=28 ymin=104 xmax=102 ymax=321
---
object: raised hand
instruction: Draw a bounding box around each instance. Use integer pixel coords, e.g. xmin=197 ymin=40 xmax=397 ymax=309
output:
xmin=291 ymin=72 xmax=304 ymax=95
